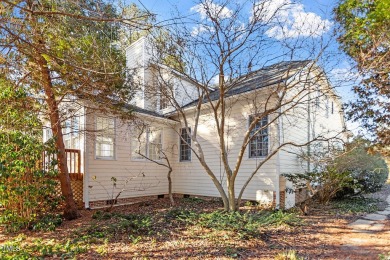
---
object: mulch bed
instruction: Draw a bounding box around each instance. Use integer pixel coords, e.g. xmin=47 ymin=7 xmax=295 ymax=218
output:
xmin=1 ymin=185 xmax=390 ymax=259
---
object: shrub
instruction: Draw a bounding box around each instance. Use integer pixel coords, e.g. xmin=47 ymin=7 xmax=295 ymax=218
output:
xmin=0 ymin=80 xmax=62 ymax=232
xmin=0 ymin=132 xmax=61 ymax=232
xmin=334 ymin=138 xmax=388 ymax=196
xmin=284 ymin=167 xmax=355 ymax=204
xmin=284 ymin=138 xmax=389 ymax=204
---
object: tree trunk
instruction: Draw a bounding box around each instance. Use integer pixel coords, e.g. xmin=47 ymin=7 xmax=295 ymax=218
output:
xmin=227 ymin=178 xmax=236 ymax=211
xmin=38 ymin=55 xmax=80 ymax=220
xmin=167 ymin=168 xmax=175 ymax=206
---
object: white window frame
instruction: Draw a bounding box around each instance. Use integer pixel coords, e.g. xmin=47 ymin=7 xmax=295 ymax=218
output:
xmin=63 ymin=116 xmax=80 ymax=149
xmin=131 ymin=126 xmax=163 ymax=161
xmin=179 ymin=127 xmax=191 ymax=162
xmin=325 ymin=95 xmax=330 ymax=118
xmin=95 ymin=116 xmax=116 ymax=160
xmin=248 ymin=115 xmax=269 ymax=159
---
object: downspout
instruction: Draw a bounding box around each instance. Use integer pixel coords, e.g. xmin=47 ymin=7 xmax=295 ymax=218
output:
xmin=83 ymin=107 xmax=90 ymax=209
xmin=142 ymin=38 xmax=146 ymax=109
xmin=307 ymin=84 xmax=311 ymax=173
xmin=275 ymin=107 xmax=282 ymax=209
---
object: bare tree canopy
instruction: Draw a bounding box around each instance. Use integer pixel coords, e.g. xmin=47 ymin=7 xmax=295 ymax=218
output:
xmin=140 ymin=0 xmax=345 ymax=211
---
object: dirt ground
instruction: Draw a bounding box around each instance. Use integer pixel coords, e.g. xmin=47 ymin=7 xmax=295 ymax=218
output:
xmin=1 ymin=185 xmax=390 ymax=259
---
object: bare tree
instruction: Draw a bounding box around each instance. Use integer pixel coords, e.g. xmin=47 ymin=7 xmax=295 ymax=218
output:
xmin=141 ymin=0 xmax=346 ymax=211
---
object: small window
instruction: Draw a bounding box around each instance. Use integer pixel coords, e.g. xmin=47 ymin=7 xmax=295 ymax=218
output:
xmin=45 ymin=128 xmax=52 ymax=142
xmin=325 ymin=95 xmax=329 ymax=118
xmin=95 ymin=117 xmax=115 ymax=159
xmin=331 ymin=101 xmax=334 ymax=114
xmin=148 ymin=128 xmax=162 ymax=160
xmin=249 ymin=115 xmax=268 ymax=158
xmin=62 ymin=116 xmax=80 ymax=149
xmin=160 ymin=93 xmax=169 ymax=110
xmin=159 ymin=84 xmax=172 ymax=110
xmin=180 ymin=128 xmax=191 ymax=161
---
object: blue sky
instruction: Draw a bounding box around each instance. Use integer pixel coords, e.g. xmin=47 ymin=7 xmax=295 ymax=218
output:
xmin=129 ymin=0 xmax=360 ymax=131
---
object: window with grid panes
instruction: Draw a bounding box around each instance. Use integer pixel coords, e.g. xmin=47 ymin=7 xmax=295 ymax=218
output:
xmin=148 ymin=128 xmax=162 ymax=160
xmin=180 ymin=128 xmax=191 ymax=161
xmin=249 ymin=115 xmax=268 ymax=158
xmin=95 ymin=117 xmax=115 ymax=159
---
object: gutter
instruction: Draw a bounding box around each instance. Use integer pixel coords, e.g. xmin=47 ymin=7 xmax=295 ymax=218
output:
xmin=83 ymin=106 xmax=90 ymax=209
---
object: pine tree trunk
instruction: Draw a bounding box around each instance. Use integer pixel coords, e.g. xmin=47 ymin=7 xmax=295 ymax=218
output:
xmin=38 ymin=55 xmax=80 ymax=220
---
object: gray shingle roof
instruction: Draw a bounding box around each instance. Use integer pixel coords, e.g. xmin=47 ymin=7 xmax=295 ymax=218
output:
xmin=123 ymin=103 xmax=168 ymax=118
xmin=130 ymin=60 xmax=311 ymax=117
xmin=181 ymin=60 xmax=311 ymax=109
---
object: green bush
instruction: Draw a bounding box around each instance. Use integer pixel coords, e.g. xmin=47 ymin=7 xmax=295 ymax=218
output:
xmin=284 ymin=138 xmax=389 ymax=203
xmin=0 ymin=132 xmax=61 ymax=232
xmin=334 ymin=138 xmax=388 ymax=196
xmin=0 ymin=81 xmax=61 ymax=232
xmin=284 ymin=167 xmax=355 ymax=204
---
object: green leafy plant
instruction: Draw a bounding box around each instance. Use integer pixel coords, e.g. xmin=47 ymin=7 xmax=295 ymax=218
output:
xmin=283 ymin=138 xmax=388 ymax=205
xmin=74 ymin=212 xmax=153 ymax=245
xmin=31 ymin=214 xmax=63 ymax=231
xmin=378 ymin=251 xmax=390 ymax=260
xmin=174 ymin=210 xmax=301 ymax=239
xmin=332 ymin=197 xmax=381 ymax=214
xmin=275 ymin=250 xmax=304 ymax=260
xmin=0 ymin=80 xmax=61 ymax=232
xmin=0 ymin=236 xmax=88 ymax=259
xmin=284 ymin=167 xmax=355 ymax=205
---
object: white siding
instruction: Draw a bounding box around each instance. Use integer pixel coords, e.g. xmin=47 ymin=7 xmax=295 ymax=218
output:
xmin=170 ymin=95 xmax=280 ymax=201
xmin=85 ymin=112 xmax=173 ymax=203
xmin=278 ymin=69 xmax=346 ymax=208
xmin=125 ymin=37 xmax=199 ymax=113
xmin=81 ymin=61 xmax=345 ymax=209
xmin=126 ymin=37 xmax=146 ymax=108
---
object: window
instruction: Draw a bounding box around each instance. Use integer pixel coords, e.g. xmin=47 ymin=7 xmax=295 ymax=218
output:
xmin=249 ymin=115 xmax=268 ymax=158
xmin=315 ymin=90 xmax=320 ymax=108
xmin=45 ymin=128 xmax=52 ymax=142
xmin=148 ymin=128 xmax=162 ymax=160
xmin=331 ymin=101 xmax=334 ymax=114
xmin=180 ymin=128 xmax=191 ymax=161
xmin=95 ymin=117 xmax=115 ymax=159
xmin=160 ymin=93 xmax=169 ymax=110
xmin=159 ymin=84 xmax=172 ymax=110
xmin=131 ymin=126 xmax=162 ymax=160
xmin=62 ymin=116 xmax=80 ymax=149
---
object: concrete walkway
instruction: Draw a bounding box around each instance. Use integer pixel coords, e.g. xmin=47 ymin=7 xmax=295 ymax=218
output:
xmin=347 ymin=195 xmax=390 ymax=233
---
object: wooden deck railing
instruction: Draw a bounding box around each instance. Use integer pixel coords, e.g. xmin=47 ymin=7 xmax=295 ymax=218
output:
xmin=66 ymin=149 xmax=83 ymax=180
xmin=42 ymin=149 xmax=83 ymax=180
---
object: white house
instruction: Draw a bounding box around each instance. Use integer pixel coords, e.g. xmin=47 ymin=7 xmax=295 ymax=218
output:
xmin=45 ymin=37 xmax=347 ymax=209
